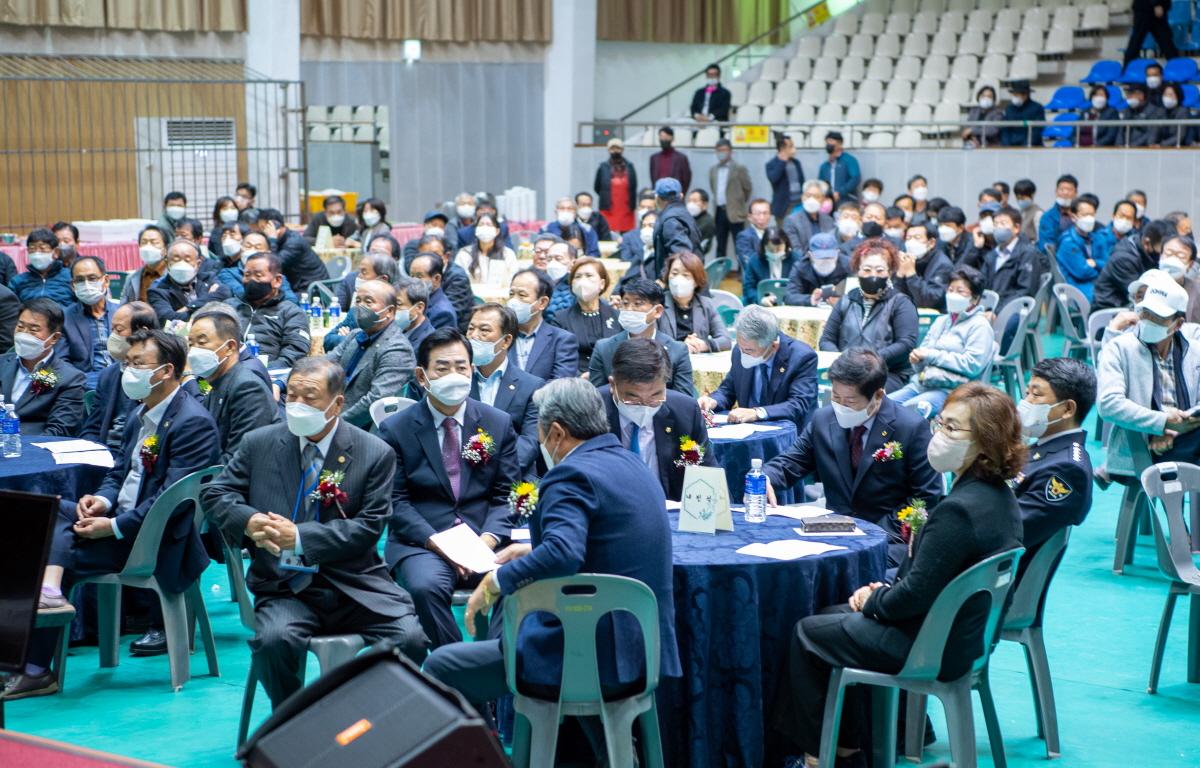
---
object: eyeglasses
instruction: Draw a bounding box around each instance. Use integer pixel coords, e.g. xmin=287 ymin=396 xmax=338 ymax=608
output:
xmin=930 ymin=417 xmax=972 ymax=436
xmin=618 ymin=396 xmax=666 ymax=408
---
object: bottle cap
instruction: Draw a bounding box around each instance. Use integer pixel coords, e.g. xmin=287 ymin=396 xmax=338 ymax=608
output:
xmin=751 ymin=458 xmax=762 ymax=468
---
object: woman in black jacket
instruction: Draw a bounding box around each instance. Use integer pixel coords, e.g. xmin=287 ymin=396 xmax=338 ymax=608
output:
xmin=819 ymin=238 xmax=918 ymax=391
xmin=773 ymin=383 xmax=1025 ymax=765
xmin=1078 ymin=85 xmax=1121 ymax=147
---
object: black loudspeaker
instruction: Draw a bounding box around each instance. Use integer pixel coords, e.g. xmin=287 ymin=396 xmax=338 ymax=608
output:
xmin=239 ymin=646 xmax=508 ymax=768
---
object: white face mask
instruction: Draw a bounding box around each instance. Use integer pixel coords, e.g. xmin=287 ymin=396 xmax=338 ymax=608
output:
xmin=905 ymin=239 xmax=928 ymax=258
xmin=546 ymin=261 xmax=569 ymax=281
xmin=219 ymin=208 xmax=239 ymax=224
xmin=121 ymin=364 xmax=165 ymax=401
xmin=1138 ymin=319 xmax=1173 ymax=344
xmin=362 ymin=210 xmax=381 ymax=228
xmin=165 ymin=205 xmax=186 ymax=221
xmin=456 ymin=204 xmax=476 ymax=220
xmin=945 ymin=292 xmax=972 ymax=314
xmin=668 ymin=274 xmax=696 ymax=299
xmin=802 ymin=197 xmax=822 ymax=214
xmin=187 ymin=344 xmax=228 ymax=379
xmin=139 ymin=245 xmax=164 ymax=265
xmin=927 ymin=430 xmax=974 ymax=473
xmin=1091 ymin=96 xmax=1108 ymax=110
xmin=425 ymin=371 xmax=472 ymax=406
xmin=1160 ymin=257 xmax=1188 ymax=279
xmin=837 ymin=219 xmax=860 ymax=239
xmin=911 ymin=187 xmax=929 ymax=202
xmin=979 ymin=218 xmax=995 ymax=235
xmin=1075 ymin=215 xmax=1096 ymax=234
xmin=812 ymin=257 xmax=838 ymax=277
xmin=13 ymin=332 xmax=49 ymax=361
xmin=74 ymin=280 xmax=106 ymax=305
xmin=979 ymin=97 xmax=995 ymax=109
xmin=507 ymin=297 xmax=536 ymax=324
xmin=578 ymin=206 xmax=594 ymax=220
xmin=1017 ymin=399 xmax=1065 ymax=439
xmin=614 ymin=394 xmax=660 ymax=430
xmin=619 ymin=309 xmax=652 ymax=335
xmin=1012 ymin=96 xmax=1026 ymax=107
xmin=168 ymin=262 xmax=197 ymax=285
xmin=222 ymin=239 xmax=241 ymax=257
xmin=1055 ymin=196 xmax=1073 ymax=209
xmin=540 ymin=432 xmax=559 ymax=470
xmin=640 ymin=227 xmax=654 ymax=246
xmin=327 ymin=214 xmax=345 ymax=228
xmin=1136 ymin=203 xmax=1146 ymax=218
xmin=425 ymin=225 xmax=444 ymax=238
xmin=572 ymin=276 xmax=601 ymax=302
xmin=556 ymin=210 xmax=576 ymax=227
xmin=686 ymin=202 xmax=703 ymax=218
xmin=832 ymin=398 xmax=874 ymax=429
xmin=1113 ymin=218 xmax=1134 ymax=234
xmin=28 ymin=251 xmax=54 ymax=271
xmin=739 ymin=346 xmax=770 ymax=367
xmin=938 ymin=225 xmax=958 ymax=243
xmin=470 ymin=337 xmax=501 ymax=367
xmin=475 ymin=225 xmax=499 ymax=244
xmin=861 ymin=190 xmax=880 ymax=203
xmin=1146 ymin=76 xmax=1162 ymax=89
xmin=241 ymin=249 xmax=256 ymax=266
xmin=1163 ymin=96 xmax=1179 ymax=110
xmin=107 ymin=332 xmax=131 ymax=360
xmin=884 ymin=227 xmax=904 ymax=240
xmin=286 ymin=400 xmax=335 ymax=437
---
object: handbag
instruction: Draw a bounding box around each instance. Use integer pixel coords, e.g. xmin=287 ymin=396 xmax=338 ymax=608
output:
xmin=919 ymin=364 xmax=970 ymax=390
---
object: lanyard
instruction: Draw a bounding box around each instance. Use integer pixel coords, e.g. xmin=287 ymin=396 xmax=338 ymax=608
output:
xmin=290 ymin=458 xmax=322 ymax=522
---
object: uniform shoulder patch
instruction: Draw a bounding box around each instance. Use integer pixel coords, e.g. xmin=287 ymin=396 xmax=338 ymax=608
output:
xmin=1045 ymin=475 xmax=1073 ymax=503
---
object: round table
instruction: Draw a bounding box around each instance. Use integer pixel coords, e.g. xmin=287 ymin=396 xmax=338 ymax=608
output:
xmin=708 ymin=419 xmax=798 ymax=504
xmin=0 ymin=437 xmax=110 ymax=500
xmin=662 ymin=514 xmax=889 ymax=768
xmin=767 ymin=305 xmax=831 ymax=348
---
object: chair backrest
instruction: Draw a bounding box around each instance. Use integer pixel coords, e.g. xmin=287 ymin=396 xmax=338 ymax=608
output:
xmin=1003 ymin=526 xmax=1070 ymax=632
xmin=1052 ymin=283 xmax=1090 ymax=342
xmin=705 ymin=257 xmax=734 ymax=288
xmin=980 ymin=289 xmax=1000 ymax=312
xmin=127 ymin=465 xmax=224 ymax=579
xmin=502 ymin=575 xmax=661 ymax=703
xmin=369 ymin=396 xmax=416 ymax=428
xmin=83 ymin=389 xmax=97 ymax=415
xmin=709 ymin=288 xmax=743 ymax=312
xmin=994 ymin=296 xmax=1034 ymax=359
xmin=1086 ymin=308 xmax=1121 ymax=351
xmin=1141 ymin=462 xmax=1200 ymax=586
xmin=307 ymin=278 xmax=341 ymax=306
xmin=898 ymin=548 xmax=1024 ymax=681
xmin=1029 ymin=271 xmax=1054 ymax=331
xmin=756 ymin=279 xmax=790 ymax=303
xmin=325 ymin=253 xmax=352 ymax=281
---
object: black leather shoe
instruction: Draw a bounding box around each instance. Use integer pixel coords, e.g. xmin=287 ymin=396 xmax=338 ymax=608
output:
xmin=129 ymin=628 xmax=168 ymax=656
xmin=3 ymin=671 xmax=58 ymax=700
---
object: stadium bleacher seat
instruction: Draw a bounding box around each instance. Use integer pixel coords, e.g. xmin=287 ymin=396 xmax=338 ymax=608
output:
xmin=834 ymin=13 xmax=858 ymax=36
xmin=875 ymin=102 xmax=903 ymax=125
xmin=857 ymin=79 xmax=885 ymax=103
xmin=1081 ymin=60 xmax=1123 ymax=83
xmin=906 ymin=103 xmax=933 ymax=124
xmin=786 ymin=57 xmax=812 ymax=81
xmin=940 ymin=11 xmax=966 ymax=34
xmin=773 ymin=79 xmax=800 ymax=104
xmin=1042 ymin=112 xmax=1079 ymax=144
xmin=923 ymin=54 xmax=950 ymax=80
xmin=860 ymin=12 xmax=886 ymax=35
xmin=896 ymin=128 xmax=923 ymax=147
xmin=694 ymin=127 xmax=720 ymax=147
xmin=958 ymin=30 xmax=986 ymax=56
xmin=847 ymin=102 xmax=874 ymax=123
xmin=1105 ymin=84 xmax=1129 ymax=110
xmin=1183 ymin=83 xmax=1200 ymax=108
xmin=800 ymin=80 xmax=828 ymax=105
xmin=913 ymin=78 xmax=943 ymax=104
xmin=895 ymin=55 xmax=923 ymax=82
xmin=987 ymin=29 xmax=1016 ymax=55
xmin=994 ymin=8 xmax=1023 ymax=31
xmin=812 ymin=57 xmax=838 ymax=82
xmin=1009 ymin=53 xmax=1039 ymax=81
xmin=761 ymin=103 xmax=788 ymax=123
xmin=905 ymin=32 xmax=930 ymax=56
xmin=829 ymin=79 xmax=857 ymax=105
xmin=867 ymin=56 xmax=894 ymax=81
xmin=912 ymin=11 xmax=938 ymax=34
xmin=1080 ymin=4 xmax=1110 ymax=31
xmin=884 ymin=79 xmax=914 ymax=104
xmin=823 ymin=35 xmax=849 ymax=58
xmin=980 ymin=54 xmax=1009 ymax=81
xmin=1016 ymin=28 xmax=1044 ymax=54
xmin=1046 ymin=85 xmax=1087 ymax=111
xmin=795 ymin=36 xmax=822 ymax=59
xmin=727 ymin=81 xmax=748 ymax=107
xmin=944 ymin=76 xmax=972 ymax=104
xmin=934 ymin=100 xmax=962 ymax=124
xmin=952 ymin=54 xmax=980 ymax=81
xmin=875 ymin=33 xmax=902 ymax=58
xmin=1044 ymin=26 xmax=1075 ymax=55
xmin=841 ymin=57 xmax=866 ymax=81
xmin=1052 ymin=7 xmax=1081 ymax=30
xmin=1165 ymin=57 xmax=1199 ymax=83
xmin=1121 ymin=58 xmax=1157 ymax=83
xmin=760 ymin=57 xmax=786 ymax=82
xmin=747 ymin=80 xmax=773 ymax=106
xmin=791 ymin=103 xmax=816 ymax=123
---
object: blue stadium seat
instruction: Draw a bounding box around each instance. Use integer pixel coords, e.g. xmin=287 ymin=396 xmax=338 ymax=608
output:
xmin=1168 ymin=1 xmax=1193 ymax=25
xmin=1046 ymin=86 xmax=1087 ymax=111
xmin=1183 ymin=83 xmax=1200 ymax=108
xmin=1106 ymin=84 xmax=1129 ymax=110
xmin=1082 ymin=60 xmax=1123 ymax=84
xmin=1121 ymin=58 xmax=1159 ymax=83
xmin=1164 ymin=57 xmax=1199 ymax=83
xmin=1042 ymin=112 xmax=1079 ymax=144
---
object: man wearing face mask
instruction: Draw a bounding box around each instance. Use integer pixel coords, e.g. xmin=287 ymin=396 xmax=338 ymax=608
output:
xmin=0 ymin=299 xmax=85 ymax=437
xmin=5 ymin=329 xmax=218 ymax=698
xmin=589 ymin=279 xmax=694 ymax=396
xmin=574 ymin=191 xmax=612 ymax=242
xmin=408 ymin=254 xmax=459 ymax=330
xmin=816 ymin=131 xmax=860 ymax=204
xmin=154 ymin=191 xmax=187 ymax=243
xmin=894 ymin=221 xmax=955 ymax=311
xmin=379 ymin=328 xmax=520 ymax=648
xmin=982 ymin=206 xmax=1044 ymax=317
xmin=200 ymin=356 xmax=427 ymax=710
xmin=860 ymin=201 xmax=887 ymax=241
xmin=766 ymin=135 xmax=805 ymax=229
xmin=325 ymin=280 xmax=415 ymax=429
xmin=257 ymin=208 xmax=330 ymax=295
xmin=785 ymin=232 xmax=851 ymax=307
xmin=226 ymin=251 xmax=311 ymax=370
xmin=933 ymin=206 xmax=979 ymax=269
xmin=11 ymin=228 xmax=75 ymax=307
xmin=833 ymin=201 xmax=864 ymax=257
xmin=187 ymin=311 xmax=279 ymax=462
xmin=302 ymin=194 xmax=360 ymax=247
xmin=148 ymin=240 xmax=231 ymax=324
xmin=394 ymin=276 xmax=435 ymax=352
xmin=539 ymin=241 xmax=580 ymax=324
xmin=762 ymin=348 xmax=942 ymax=566
xmin=506 ymin=268 xmax=578 ymax=381
xmin=402 ymin=211 xmax=450 ymax=268
xmin=1120 ymin=83 xmax=1168 ymax=148
xmin=736 ymin=198 xmax=776 ymax=276
xmin=1037 ymin=174 xmax=1079 ymax=254
xmin=615 ymin=211 xmax=658 ymax=286
xmin=1000 ymin=80 xmax=1046 ymax=147
xmin=648 ymin=126 xmax=692 ymax=192
xmin=51 ymin=221 xmax=81 ymax=271
xmin=686 ymin=189 xmax=717 ymax=255
xmin=882 ymin=206 xmax=908 ymax=245
xmin=0 ymin=275 xmax=18 ymax=353
xmin=698 ymin=304 xmax=817 ymax=427
xmin=541 ymin=197 xmax=601 ymax=258
xmin=708 ymin=138 xmax=753 ymax=261
xmin=1093 ymin=220 xmax=1168 ymax=312
xmin=467 ymin=303 xmax=543 ymax=476
xmin=79 ymin=302 xmax=158 ymax=449
xmin=1055 ymin=193 xmax=1112 ymax=301
xmin=218 ymin=230 xmax=300 ymax=304
xmin=651 ymin=177 xmax=702 ymax=279
xmin=60 ymin=256 xmax=116 ymax=389
xmin=1014 ymin=357 xmax=1095 ymax=581
xmin=1156 ymin=236 xmax=1200 ymax=321
xmin=690 ymin=62 xmax=732 ymax=122
xmin=598 ymin=338 xmax=716 ymax=501
xmin=782 ymin=180 xmax=836 ymax=255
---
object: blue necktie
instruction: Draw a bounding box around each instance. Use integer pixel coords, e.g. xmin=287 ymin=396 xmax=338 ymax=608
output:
xmin=752 ymin=365 xmax=767 ymax=406
xmin=628 ymin=423 xmax=641 ymax=456
xmin=288 ymin=443 xmax=323 ymax=593
xmin=343 ymin=330 xmax=371 ymax=378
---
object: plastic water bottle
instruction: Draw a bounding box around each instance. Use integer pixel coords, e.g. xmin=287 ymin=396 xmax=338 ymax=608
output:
xmin=744 ymin=458 xmax=767 ymax=523
xmin=310 ymin=297 xmax=323 ymax=332
xmin=329 ymin=296 xmax=341 ymax=324
xmin=300 ymin=295 xmax=311 ymax=316
xmin=245 ymin=333 xmax=260 ymax=359
xmin=3 ymin=404 xmax=21 ymax=458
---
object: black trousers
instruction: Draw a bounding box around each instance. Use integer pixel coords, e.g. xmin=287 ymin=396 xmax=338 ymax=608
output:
xmin=1124 ymin=10 xmax=1179 ymax=67
xmin=714 ymin=205 xmax=743 ymax=262
xmin=393 ymin=551 xmax=487 ymax=649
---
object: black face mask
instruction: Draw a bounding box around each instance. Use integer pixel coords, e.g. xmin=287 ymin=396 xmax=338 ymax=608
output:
xmin=859 ymin=275 xmax=888 ymax=295
xmin=861 ymin=221 xmax=883 ymax=238
xmin=243 ymin=279 xmax=273 ymax=304
xmin=825 ymin=144 xmax=837 ymax=155
xmin=660 ymin=139 xmax=672 ymax=150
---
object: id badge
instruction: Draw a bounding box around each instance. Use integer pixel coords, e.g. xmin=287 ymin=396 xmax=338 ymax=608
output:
xmin=279 ymin=549 xmax=318 ymax=573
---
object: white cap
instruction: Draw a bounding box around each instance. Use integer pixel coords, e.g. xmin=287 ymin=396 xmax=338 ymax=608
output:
xmin=1128 ymin=268 xmax=1172 ymax=300
xmin=1137 ymin=274 xmax=1189 ymax=318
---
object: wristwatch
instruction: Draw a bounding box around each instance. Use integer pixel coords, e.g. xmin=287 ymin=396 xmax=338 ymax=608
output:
xmin=755 ymin=407 xmax=768 ymax=421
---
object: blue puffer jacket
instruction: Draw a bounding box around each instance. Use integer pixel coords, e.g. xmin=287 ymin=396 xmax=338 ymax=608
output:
xmin=11 ymin=260 xmax=75 ymax=307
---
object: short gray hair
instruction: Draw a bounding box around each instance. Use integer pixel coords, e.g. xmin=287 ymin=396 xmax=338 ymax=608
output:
xmin=396 ymin=276 xmax=429 ymax=307
xmin=736 ymin=304 xmax=779 ymax=347
xmin=362 ymin=252 xmax=401 ymax=285
xmin=802 ymin=180 xmax=825 ymax=197
xmin=532 ymin=378 xmax=610 ymax=440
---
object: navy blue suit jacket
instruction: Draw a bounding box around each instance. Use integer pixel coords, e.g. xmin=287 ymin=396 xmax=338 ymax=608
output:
xmin=0 ymin=352 xmax=86 ymax=437
xmin=495 ymin=433 xmax=681 ymax=688
xmin=470 ymin=361 xmax=544 ymax=476
xmin=60 ymin=302 xmax=116 ymax=384
xmin=380 ymin=398 xmax=521 ymax=570
xmin=710 ymin=334 xmax=817 ymax=428
xmin=1014 ymin=429 xmax=1093 ymax=579
xmin=763 ymin=397 xmax=942 ymax=547
xmin=513 ymin=319 xmax=579 ymax=381
xmin=95 ymin=389 xmax=219 ymax=593
xmin=765 ymin=156 xmax=805 ymax=218
xmin=79 ymin=361 xmax=132 ymax=446
xmin=425 ymin=287 xmax=458 ymax=330
xmin=598 ymin=385 xmax=717 ymax=501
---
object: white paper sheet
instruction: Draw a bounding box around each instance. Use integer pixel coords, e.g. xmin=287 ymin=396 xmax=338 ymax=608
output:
xmin=511 ymin=528 xmax=531 ymax=542
xmin=736 ymin=539 xmax=846 ymax=560
xmin=793 ymin=526 xmax=866 ymax=537
xmin=707 ymin=423 xmax=783 ymax=440
xmin=766 ymin=502 xmax=829 ymax=521
xmin=429 ymin=524 xmax=499 ymax=573
xmin=52 ymin=450 xmax=114 ymax=468
xmin=32 ymin=439 xmax=108 ymax=454
xmin=709 ymin=414 xmax=729 ymax=425
xmin=665 ymin=499 xmax=682 ymax=511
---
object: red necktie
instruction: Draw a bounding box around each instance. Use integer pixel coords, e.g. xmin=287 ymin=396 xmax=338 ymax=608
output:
xmin=849 ymin=425 xmax=867 ymax=472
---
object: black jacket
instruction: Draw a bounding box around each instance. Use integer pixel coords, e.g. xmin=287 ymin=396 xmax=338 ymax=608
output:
xmin=0 ymin=282 xmax=19 ymax=352
xmin=895 ymin=247 xmax=955 ymax=311
xmin=1093 ymin=236 xmax=1158 ymax=311
xmin=690 ymin=84 xmax=731 ymax=121
xmin=227 ymin=292 xmax=312 ymax=369
xmin=819 ymin=287 xmax=918 ymax=388
xmin=784 ymin=254 xmax=852 ymax=306
xmin=303 ymin=211 xmax=361 ymax=245
xmin=651 ymin=201 xmax=702 ymax=278
xmin=1122 ymin=103 xmax=1168 ymax=147
xmin=274 ymin=228 xmax=330 ymax=294
xmin=148 ymin=274 xmax=232 ymax=323
xmin=202 ymin=361 xmax=281 ymax=463
xmin=594 ymin=160 xmax=639 ymax=214
xmin=981 ymin=236 xmax=1044 ymax=311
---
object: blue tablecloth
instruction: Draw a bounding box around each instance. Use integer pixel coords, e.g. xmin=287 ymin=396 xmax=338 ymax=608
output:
xmin=0 ymin=436 xmax=108 ymax=501
xmin=708 ymin=419 xmax=798 ymax=504
xmin=661 ymin=513 xmax=889 ymax=768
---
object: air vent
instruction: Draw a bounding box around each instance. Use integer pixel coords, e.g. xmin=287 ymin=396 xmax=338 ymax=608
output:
xmin=165 ymin=119 xmax=236 ymax=147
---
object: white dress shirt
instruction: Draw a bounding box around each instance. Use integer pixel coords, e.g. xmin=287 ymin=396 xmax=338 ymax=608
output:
xmin=618 ymin=413 xmax=658 ymax=481
xmin=11 ymin=349 xmax=53 ymax=404
xmin=992 ymin=239 xmax=1018 ymax=272
xmin=476 ymin=359 xmax=508 ymax=407
xmin=101 ymin=386 xmax=181 ymax=539
xmin=715 ymin=164 xmax=730 ymax=206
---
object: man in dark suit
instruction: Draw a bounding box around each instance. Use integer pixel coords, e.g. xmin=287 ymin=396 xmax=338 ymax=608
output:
xmin=1014 ymin=358 xmax=1096 ymax=580
xmin=762 ymin=348 xmax=943 ymax=566
xmin=0 ymin=280 xmax=19 ymax=352
xmin=148 ymin=239 xmax=232 ymax=324
xmin=396 ymin=276 xmax=435 ymax=351
xmin=736 ymin=199 xmax=773 ymax=274
xmin=6 ymin=330 xmax=219 ymax=699
xmin=589 ymin=278 xmax=694 ymax=396
xmin=507 ymin=268 xmax=579 ymax=381
xmin=698 ymin=304 xmax=818 ymax=428
xmin=690 ymin=62 xmax=732 ymax=122
xmin=894 ymin=221 xmax=955 ymax=312
xmin=203 ymin=356 xmax=427 ymax=708
xmin=467 ymin=303 xmax=543 ymax=477
xmin=61 ymin=256 xmax=117 ymax=389
xmin=0 ymin=298 xmax=85 ymax=437
xmin=983 ymin=206 xmax=1044 ymax=312
xmin=598 ymin=338 xmax=716 ymax=501
xmin=782 ymin=181 xmax=836 ymax=254
xmin=258 ymin=208 xmax=330 ymax=294
xmin=424 ymin=378 xmax=682 ymax=725
xmin=379 ymin=328 xmax=520 ymax=648
xmin=187 ymin=311 xmax=279 ymax=462
xmin=409 ymin=253 xmax=459 ymax=330
xmin=651 ymin=177 xmax=702 ymax=278
xmin=80 ymin=301 xmax=158 ymax=449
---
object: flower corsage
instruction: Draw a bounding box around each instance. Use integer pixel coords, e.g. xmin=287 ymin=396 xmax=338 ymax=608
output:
xmin=508 ymin=481 xmax=538 ymax=521
xmin=673 ymin=435 xmax=705 ymax=468
xmin=897 ymin=498 xmax=929 ymax=556
xmin=873 ymin=441 xmax=904 ymax=462
xmin=309 ymin=470 xmax=348 ymax=517
xmin=30 ymin=367 xmax=58 ymax=395
xmin=462 ymin=429 xmax=495 ymax=468
xmin=139 ymin=434 xmax=160 ymax=472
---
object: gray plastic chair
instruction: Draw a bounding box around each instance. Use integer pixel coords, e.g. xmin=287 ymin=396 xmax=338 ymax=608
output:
xmin=1113 ymin=438 xmax=1156 ymax=573
xmin=1140 ymin=462 xmax=1200 ymax=693
xmin=980 ymin=289 xmax=1000 ymax=313
xmin=237 ymin=634 xmax=365 ymax=746
xmin=817 ymin=548 xmax=1024 ymax=768
xmin=72 ymin=465 xmax=223 ymax=691
xmin=1023 ymin=272 xmax=1054 ymax=370
xmin=1052 ymin=283 xmax=1091 ymax=360
xmin=35 ymin=606 xmax=76 ymax=690
xmin=502 ymin=574 xmax=665 ymax=768
xmin=991 ymin=297 xmax=1035 ymax=400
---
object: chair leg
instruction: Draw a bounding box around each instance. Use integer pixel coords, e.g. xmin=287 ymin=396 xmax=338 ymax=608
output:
xmin=975 ymin=667 xmax=1007 ymax=768
xmin=817 ymin=670 xmax=848 ymax=768
xmin=187 ymin=583 xmax=220 ymax=677
xmin=517 ymin=698 xmax=562 ymax=768
xmin=1148 ymin=589 xmax=1180 ymax=694
xmin=904 ymin=692 xmax=927 ymax=762
xmin=636 ymin=700 xmax=666 ymax=768
xmin=158 ymin=588 xmax=192 ymax=692
xmin=939 ymin=683 xmax=978 ymax=768
xmin=1019 ymin=640 xmax=1045 ymax=739
xmin=97 ymin=583 xmax=121 ymax=668
xmin=869 ymin=686 xmax=898 ymax=768
xmin=53 ymin=619 xmax=71 ymax=691
xmin=510 ymin=711 xmax=532 ymax=768
xmin=1188 ymin=594 xmax=1200 ymax=685
xmin=1024 ymin=627 xmax=1061 ymax=757
xmin=598 ymin=698 xmax=644 ymax=768
xmin=225 ymin=556 xmax=241 ymax=603
xmin=1114 ymin=485 xmax=1143 ymax=574
xmin=237 ymin=660 xmax=259 ymax=747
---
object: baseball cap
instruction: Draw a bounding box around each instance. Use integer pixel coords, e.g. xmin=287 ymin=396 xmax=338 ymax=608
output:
xmin=1008 ymin=80 xmax=1032 ymax=95
xmin=1128 ymin=268 xmax=1171 ymax=300
xmin=423 ymin=210 xmax=448 ymax=224
xmin=655 ymin=178 xmax=683 ymax=197
xmin=809 ymin=232 xmax=840 ymax=258
xmin=606 ymin=137 xmax=624 ymax=150
xmin=1137 ymin=273 xmax=1189 ymax=318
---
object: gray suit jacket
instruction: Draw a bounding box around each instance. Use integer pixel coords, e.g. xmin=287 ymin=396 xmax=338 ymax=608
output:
xmin=201 ymin=420 xmax=421 ymax=620
xmin=324 ymin=320 xmax=415 ymax=429
xmin=588 ymin=330 xmax=695 ymax=397
xmin=658 ymin=294 xmax=732 ymax=352
xmin=709 ymin=161 xmax=753 ymax=222
xmin=202 ymin=362 xmax=280 ymax=463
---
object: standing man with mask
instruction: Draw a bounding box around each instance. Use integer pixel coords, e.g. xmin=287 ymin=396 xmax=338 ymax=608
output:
xmin=817 ymin=132 xmax=861 ymax=204
xmin=0 ymin=298 xmax=86 ymax=436
xmin=710 ymin=138 xmax=753 ymax=262
xmin=651 ymin=178 xmax=701 ymax=279
xmin=766 ymin=135 xmax=805 ymax=229
xmin=380 ymin=328 xmax=520 ymax=648
xmin=148 ymin=240 xmax=231 ymax=324
xmin=467 ymin=303 xmax=543 ymax=477
xmin=588 ymin=279 xmax=694 ymax=396
xmin=61 ymin=256 xmax=116 ymax=389
xmin=648 ymin=126 xmax=692 ymax=192
xmin=594 ymin=138 xmax=638 ymax=236
xmin=506 ymin=268 xmax=578 ymax=381
xmin=227 ymin=251 xmax=310 ymax=369
xmin=691 ymin=63 xmax=732 ymax=122
xmin=783 ymin=180 xmax=836 ymax=255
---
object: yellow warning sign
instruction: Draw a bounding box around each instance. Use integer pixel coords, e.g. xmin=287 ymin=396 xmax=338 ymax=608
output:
xmin=731 ymin=125 xmax=770 ymax=146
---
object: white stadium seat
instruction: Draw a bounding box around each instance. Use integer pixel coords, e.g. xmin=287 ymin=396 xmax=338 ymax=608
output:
xmin=823 ymin=35 xmax=849 ymax=58
xmin=328 ymin=105 xmax=354 ymax=122
xmin=785 ymin=57 xmax=813 ymax=81
xmin=913 ymin=78 xmax=943 ymax=104
xmin=867 ymin=131 xmax=896 ymax=148
xmin=353 ymin=125 xmax=374 ymax=142
xmin=887 ymin=12 xmax=912 ymax=33
xmin=1044 ymin=26 xmax=1074 ymax=54
xmin=918 ymin=0 xmax=946 ymax=14
xmin=893 ymin=0 xmax=918 ymax=13
xmin=735 ymin=105 xmax=761 ymax=122
xmin=875 ymin=102 xmax=903 ymax=125
xmin=944 ymin=76 xmax=972 ymax=104
xmin=760 ymin=103 xmax=789 ymax=124
xmin=694 ymin=127 xmax=720 ymax=147
xmin=840 ymin=56 xmax=866 ymax=81
xmin=986 ymin=29 xmax=1015 ymax=55
xmin=934 ymin=101 xmax=963 ymax=124
xmin=875 ymin=34 xmax=902 ymax=58
xmin=746 ymin=80 xmax=774 ymax=106
xmin=904 ymin=32 xmax=929 ymax=56
xmin=828 ymin=79 xmax=857 ymax=105
xmin=1016 ymin=27 xmax=1044 ymax=54
xmin=951 ymin=54 xmax=979 ymax=80
xmin=727 ymin=81 xmax=748 ymax=107
xmin=811 ymin=57 xmax=839 ymax=82
xmin=931 ymin=32 xmax=960 ymax=56
xmin=800 ymin=80 xmax=828 ymax=105
xmin=866 ymin=0 xmax=890 ymax=13
xmin=884 ymin=79 xmax=914 ymax=104
xmin=674 ymin=130 xmax=694 ymax=148
xmin=773 ymin=79 xmax=801 ymax=105
xmin=896 ymin=128 xmax=923 ymax=147
xmin=816 ymin=103 xmax=845 ymax=124
xmin=939 ymin=11 xmax=966 ymax=34
xmin=834 ymin=13 xmax=859 ymax=36
xmin=1009 ymin=52 xmax=1038 ymax=81
xmin=330 ymin=127 xmax=351 ymax=141
xmin=912 ymin=11 xmax=939 ymax=34
xmin=894 ymin=55 xmax=923 ymax=82
xmin=846 ymin=102 xmax=874 ymax=123
xmin=1012 ymin=0 xmax=1035 ymax=9
xmin=760 ymin=57 xmax=786 ymax=82
xmin=957 ymin=30 xmax=986 ymax=56
xmin=306 ymin=105 xmax=328 ymax=123
xmin=966 ymin=9 xmax=993 ymax=31
xmin=849 ymin=33 xmax=876 ymax=58
xmin=1081 ymin=4 xmax=1109 ymax=30
xmin=860 ymin=12 xmax=885 ymax=34
xmin=978 ymin=0 xmax=1005 ymax=9
xmin=795 ymin=36 xmax=822 ymax=59
xmin=1024 ymin=7 xmax=1050 ymax=30
xmin=857 ymin=79 xmax=885 ymax=104
xmin=867 ymin=56 xmax=894 ymax=81
xmin=906 ymin=104 xmax=933 ymax=126
xmin=309 ymin=124 xmax=331 ymax=141
xmin=993 ymin=8 xmax=1022 ymax=31
xmin=922 ymin=54 xmax=950 ymax=80
xmin=979 ymin=54 xmax=1009 ymax=81
xmin=1052 ymin=7 xmax=1079 ymax=28
xmin=790 ymin=103 xmax=816 ymax=123
xmin=352 ymin=105 xmax=375 ymax=122
xmin=947 ymin=0 xmax=973 ymax=10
